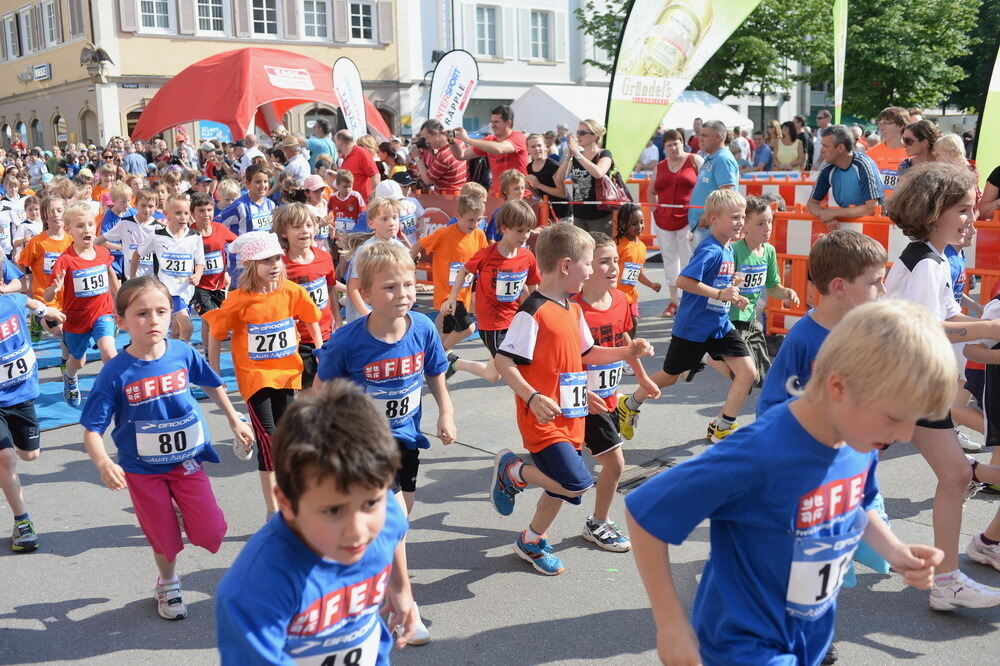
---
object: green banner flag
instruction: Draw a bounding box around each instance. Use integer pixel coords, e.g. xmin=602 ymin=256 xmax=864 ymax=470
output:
xmin=833 ymin=0 xmax=847 ymax=124
xmin=606 ymin=0 xmax=764 ymax=174
xmin=975 ymin=45 xmax=1000 ymax=189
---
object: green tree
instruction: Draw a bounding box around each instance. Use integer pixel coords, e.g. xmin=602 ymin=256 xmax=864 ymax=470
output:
xmin=946 ymin=0 xmax=998 ymax=112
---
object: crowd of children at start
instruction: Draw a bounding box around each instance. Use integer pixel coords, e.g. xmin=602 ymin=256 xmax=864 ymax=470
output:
xmin=1 ymin=159 xmax=999 ymax=666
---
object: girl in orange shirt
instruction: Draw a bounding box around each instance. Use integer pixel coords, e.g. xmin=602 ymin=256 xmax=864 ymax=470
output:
xmin=203 ymin=231 xmax=322 ymax=518
xmin=19 ymin=196 xmax=71 ymax=338
xmin=615 ymin=203 xmax=661 ymax=338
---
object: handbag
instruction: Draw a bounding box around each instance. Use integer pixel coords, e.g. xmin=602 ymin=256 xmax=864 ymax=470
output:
xmin=595 ymin=161 xmax=633 ymax=211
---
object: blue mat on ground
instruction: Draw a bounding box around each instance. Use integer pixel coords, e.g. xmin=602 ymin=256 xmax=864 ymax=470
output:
xmin=36 ymin=317 xmax=238 ymax=432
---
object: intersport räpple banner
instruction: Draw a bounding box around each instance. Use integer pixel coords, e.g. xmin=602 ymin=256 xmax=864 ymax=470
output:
xmin=332 ymin=57 xmax=367 ymax=140
xmin=606 ymin=0 xmax=763 ymax=173
xmin=975 ymin=43 xmax=1000 ymax=189
xmin=833 ymin=0 xmax=847 ymax=124
xmin=428 ymin=50 xmax=479 ymax=130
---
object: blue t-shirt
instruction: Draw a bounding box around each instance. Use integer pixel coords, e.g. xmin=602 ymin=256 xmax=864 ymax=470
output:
xmin=672 ymin=235 xmax=736 ymax=342
xmin=753 ymin=144 xmax=774 ymax=171
xmin=688 ymin=147 xmax=740 ymax=229
xmin=626 ymin=402 xmax=879 ymax=666
xmin=810 ymin=153 xmax=884 ymax=206
xmin=0 ymin=293 xmax=38 ymax=407
xmin=314 ymin=311 xmax=449 ymax=448
xmin=945 ymin=245 xmax=966 ymax=302
xmin=2 ymin=256 xmax=24 ymax=284
xmin=757 ymin=312 xmax=829 ymax=416
xmin=216 ymin=194 xmax=276 ymax=236
xmin=307 ymin=135 xmax=336 ymax=170
xmin=80 ymin=340 xmax=224 ymax=474
xmin=216 ymin=499 xmax=408 ymax=665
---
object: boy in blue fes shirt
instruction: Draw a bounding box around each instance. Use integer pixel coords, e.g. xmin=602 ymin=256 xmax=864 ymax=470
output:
xmin=617 ymin=189 xmax=754 ymax=443
xmin=627 ymin=300 xmax=947 ymax=666
xmin=216 ymin=379 xmax=418 ymax=665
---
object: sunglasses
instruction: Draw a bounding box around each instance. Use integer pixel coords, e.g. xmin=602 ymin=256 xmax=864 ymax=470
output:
xmin=102 ymin=155 xmax=113 ymax=159
xmin=576 ymin=130 xmax=593 ymax=136
xmin=902 ymin=137 xmax=916 ymax=146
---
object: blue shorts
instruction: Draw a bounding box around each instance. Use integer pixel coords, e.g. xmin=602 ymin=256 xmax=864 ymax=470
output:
xmin=171 ymin=295 xmax=191 ymax=315
xmin=530 ymin=441 xmax=593 ymax=505
xmin=63 ymin=314 xmax=116 ymax=360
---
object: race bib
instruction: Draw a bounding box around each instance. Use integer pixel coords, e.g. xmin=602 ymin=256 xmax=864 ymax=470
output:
xmin=448 ymin=262 xmax=472 ymax=288
xmin=707 ymin=266 xmax=734 ymax=314
xmin=558 ymin=371 xmax=588 ymax=418
xmin=43 ymin=252 xmax=59 ymax=274
xmin=161 ymin=252 xmax=194 ymax=278
xmin=399 ymin=213 xmax=417 ymax=237
xmin=247 ymin=318 xmax=297 ymax=360
xmin=880 ymin=169 xmax=898 ymax=190
xmin=291 ymin=614 xmax=380 ymax=666
xmin=495 ymin=270 xmax=527 ymax=303
xmin=251 ymin=210 xmax=272 ymax=231
xmin=586 ymin=362 xmax=623 ymax=399
xmin=737 ymin=264 xmax=767 ymax=295
xmin=203 ymin=250 xmax=224 ymax=275
xmin=621 ymin=262 xmax=641 ymax=286
xmin=0 ymin=344 xmax=35 ymax=390
xmin=72 ymin=265 xmax=109 ymax=297
xmin=135 ymin=411 xmax=206 ymax=465
xmin=304 ymin=276 xmax=330 ymax=310
xmin=786 ymin=511 xmax=868 ymax=621
xmin=316 ymin=222 xmax=330 ymax=241
xmin=370 ymin=383 xmax=421 ymax=427
xmin=336 ymin=217 xmax=356 ymax=233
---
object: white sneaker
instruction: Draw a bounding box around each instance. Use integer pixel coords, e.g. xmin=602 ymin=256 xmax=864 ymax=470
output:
xmin=155 ymin=579 xmax=188 ymax=620
xmin=929 ymin=571 xmax=1000 ymax=610
xmin=407 ymin=602 xmax=430 ymax=646
xmin=966 ymin=534 xmax=1000 ymax=572
xmin=956 ymin=429 xmax=984 ymax=453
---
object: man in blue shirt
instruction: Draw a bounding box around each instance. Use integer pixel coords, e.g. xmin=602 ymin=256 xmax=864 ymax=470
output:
xmin=750 ymin=130 xmax=773 ymax=172
xmin=688 ymin=120 xmax=740 ymax=233
xmin=122 ymin=143 xmax=148 ymax=175
xmin=306 ymin=119 xmax=336 ymax=170
xmin=807 ymin=124 xmax=884 ymax=231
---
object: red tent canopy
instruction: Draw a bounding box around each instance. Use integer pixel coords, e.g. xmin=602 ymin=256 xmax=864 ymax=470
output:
xmin=130 ymin=47 xmax=392 ymax=141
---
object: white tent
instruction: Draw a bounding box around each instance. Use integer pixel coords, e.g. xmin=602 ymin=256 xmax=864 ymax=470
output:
xmin=509 ymin=85 xmax=754 ymax=135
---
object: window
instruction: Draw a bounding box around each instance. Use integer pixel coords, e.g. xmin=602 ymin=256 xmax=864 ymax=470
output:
xmin=42 ymin=1 xmax=60 ymax=46
xmin=140 ymin=0 xmax=173 ymax=31
xmin=18 ymin=8 xmax=35 ymax=53
xmin=197 ymin=0 xmax=226 ymax=33
xmin=349 ymin=2 xmax=374 ymax=42
xmin=303 ymin=0 xmax=328 ymax=39
xmin=251 ymin=0 xmax=279 ymax=36
xmin=68 ymin=0 xmax=85 ymax=37
xmin=3 ymin=15 xmax=19 ymax=59
xmin=530 ymin=10 xmax=550 ymax=61
xmin=475 ymin=6 xmax=497 ymax=58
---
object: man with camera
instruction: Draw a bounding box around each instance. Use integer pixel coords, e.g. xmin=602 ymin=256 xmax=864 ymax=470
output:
xmin=448 ymin=105 xmax=528 ymax=194
xmin=414 ymin=120 xmax=468 ymax=191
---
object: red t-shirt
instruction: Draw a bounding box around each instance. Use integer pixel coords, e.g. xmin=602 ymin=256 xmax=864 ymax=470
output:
xmin=284 ymin=248 xmax=337 ymax=341
xmin=653 ymin=154 xmax=698 ymax=231
xmin=327 ymin=191 xmax=367 ymax=234
xmin=51 ymin=245 xmax=115 ymax=334
xmin=573 ymin=289 xmax=633 ymax=411
xmin=340 ymin=146 xmax=379 ymax=200
xmin=472 ymin=131 xmax=529 ymax=194
xmin=464 ymin=245 xmax=540 ymax=331
xmin=198 ymin=222 xmax=238 ymax=291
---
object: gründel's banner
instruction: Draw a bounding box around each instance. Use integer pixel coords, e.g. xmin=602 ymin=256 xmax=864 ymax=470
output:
xmin=606 ymin=0 xmax=763 ymax=174
xmin=332 ymin=57 xmax=367 ymax=140
xmin=833 ymin=0 xmax=847 ymax=124
xmin=975 ymin=42 xmax=1000 ymax=190
xmin=428 ymin=50 xmax=479 ymax=130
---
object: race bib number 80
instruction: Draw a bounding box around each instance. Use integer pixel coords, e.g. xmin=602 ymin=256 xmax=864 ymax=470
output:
xmin=135 ymin=411 xmax=205 ymax=465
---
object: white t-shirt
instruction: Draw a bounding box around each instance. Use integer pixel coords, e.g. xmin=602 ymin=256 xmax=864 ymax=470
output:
xmin=104 ymin=216 xmax=162 ymax=279
xmin=136 ymin=226 xmax=205 ymax=301
xmin=884 ymin=241 xmax=960 ymax=322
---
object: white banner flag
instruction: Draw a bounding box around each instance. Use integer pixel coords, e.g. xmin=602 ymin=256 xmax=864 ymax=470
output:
xmin=428 ymin=50 xmax=479 ymax=129
xmin=332 ymin=57 xmax=367 ymax=140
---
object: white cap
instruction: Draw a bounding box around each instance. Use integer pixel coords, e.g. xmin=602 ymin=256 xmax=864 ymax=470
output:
xmin=374 ymin=179 xmax=405 ymax=201
xmin=230 ymin=231 xmax=284 ymax=263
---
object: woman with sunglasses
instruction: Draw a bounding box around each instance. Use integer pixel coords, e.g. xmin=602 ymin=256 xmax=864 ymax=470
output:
xmin=554 ymin=119 xmax=616 ymax=234
xmin=897 ymin=120 xmax=941 ymax=181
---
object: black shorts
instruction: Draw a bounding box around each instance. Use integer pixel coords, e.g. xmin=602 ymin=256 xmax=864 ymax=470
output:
xmin=442 ymin=301 xmax=475 ymax=334
xmin=478 ymin=329 xmax=508 ymax=357
xmin=191 ymin=287 xmax=227 ymax=316
xmin=0 ymin=400 xmax=40 ymax=453
xmin=916 ymin=412 xmax=954 ymax=430
xmin=299 ymin=342 xmax=320 ymax=390
xmin=733 ymin=319 xmax=771 ymax=391
xmin=585 ymin=412 xmax=622 ymax=456
xmin=662 ymin=329 xmax=750 ymax=376
xmin=393 ymin=441 xmax=420 ymax=493
xmin=965 ymin=368 xmax=985 ymax=409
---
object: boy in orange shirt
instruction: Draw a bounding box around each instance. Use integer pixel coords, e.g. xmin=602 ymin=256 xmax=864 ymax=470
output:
xmin=614 ymin=203 xmax=661 ymax=338
xmin=412 ymin=194 xmax=489 ymax=350
xmin=19 ymin=197 xmax=71 ymax=339
xmin=491 ymin=223 xmax=653 ymax=575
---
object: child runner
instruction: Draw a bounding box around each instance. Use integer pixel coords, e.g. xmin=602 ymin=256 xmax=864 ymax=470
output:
xmin=327 ymin=169 xmax=366 ymax=236
xmin=46 ymin=202 xmax=120 ymax=407
xmin=484 ymin=170 xmax=527 ymax=242
xmin=574 ymin=231 xmax=660 ymax=552
xmin=617 ymin=189 xmax=754 ymax=443
xmin=189 ymin=192 xmax=236 ymax=342
xmin=203 ymin=231 xmax=322 ymax=518
xmin=490 ymin=223 xmax=653 ymax=575
xmin=945 ymin=226 xmax=985 ymax=453
xmin=135 ymin=194 xmax=205 ymax=343
xmin=1 ymin=291 xmax=64 ymax=551
xmin=392 ymin=171 xmax=425 ymax=244
xmin=81 ymin=276 xmax=254 ymax=620
xmin=216 ymin=164 xmax=275 ymax=279
xmin=216 ymin=380 xmax=418 ymax=663
xmin=19 ymin=196 xmax=71 ymax=342
xmin=614 ymin=203 xmax=661 ymax=338
xmin=10 ymin=195 xmax=42 ymax=265
xmin=627 ymin=300 xmax=948 ymax=666
xmin=100 ymin=187 xmax=161 ymax=281
xmin=99 ymin=182 xmax=136 ymax=280
xmin=374 ymin=179 xmax=416 ymax=248
xmin=344 ymin=197 xmax=403 ymax=323
xmin=883 ymin=162 xmax=1000 ymax=608
xmin=273 ymin=203 xmax=342 ymax=389
xmin=214 ymin=179 xmax=240 ymax=217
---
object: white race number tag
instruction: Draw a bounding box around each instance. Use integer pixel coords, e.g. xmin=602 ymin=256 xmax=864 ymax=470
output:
xmin=203 ymin=250 xmax=224 ymax=275
xmin=291 ymin=616 xmax=380 ymax=665
xmin=304 ymin=277 xmax=330 ymax=310
xmin=251 ymin=211 xmax=272 ymax=231
xmin=161 ymin=252 xmax=194 ymax=278
xmin=495 ymin=270 xmax=527 ymax=303
xmin=786 ymin=511 xmax=868 ymax=621
xmin=558 ymin=371 xmax=588 ymax=418
xmin=72 ymin=265 xmax=109 ymax=297
xmin=135 ymin=411 xmax=206 ymax=465
xmin=43 ymin=252 xmax=59 ymax=274
xmin=370 ymin=383 xmax=421 ymax=427
xmin=586 ymin=362 xmax=623 ymax=399
xmin=448 ymin=262 xmax=472 ymax=288
xmin=248 ymin=318 xmax=297 ymax=360
xmin=621 ymin=262 xmax=641 ymax=286
xmin=335 ymin=217 xmax=356 ymax=233
xmin=0 ymin=345 xmax=35 ymax=390
xmin=737 ymin=264 xmax=767 ymax=295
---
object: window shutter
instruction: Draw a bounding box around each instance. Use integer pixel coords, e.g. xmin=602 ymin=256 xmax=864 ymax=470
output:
xmin=68 ymin=0 xmax=84 ymax=37
xmin=501 ymin=7 xmax=514 ymax=59
xmin=178 ymin=0 xmax=196 ymax=34
xmin=51 ymin=1 xmax=63 ymax=43
xmin=284 ymin=0 xmax=299 ymax=39
xmin=12 ymin=17 xmax=21 ymax=57
xmin=462 ymin=3 xmax=476 ymax=53
xmin=554 ymin=11 xmax=567 ymax=62
xmin=119 ymin=0 xmax=139 ymax=32
xmin=31 ymin=7 xmax=43 ymax=51
xmin=332 ymin=0 xmax=348 ymax=42
xmin=234 ymin=0 xmax=251 ymax=37
xmin=376 ymin=0 xmax=392 ymax=45
xmin=518 ymin=9 xmax=530 ymax=60
xmin=0 ymin=22 xmax=6 ymax=61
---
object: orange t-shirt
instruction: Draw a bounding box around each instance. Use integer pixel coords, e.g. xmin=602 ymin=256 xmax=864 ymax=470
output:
xmin=19 ymin=232 xmax=72 ymax=306
xmin=866 ymin=142 xmax=908 ymax=192
xmin=419 ymin=224 xmax=489 ymax=309
xmin=496 ymin=292 xmax=595 ymax=452
xmin=91 ymin=183 xmax=109 ymax=203
xmin=202 ymin=280 xmax=321 ymax=399
xmin=616 ymin=237 xmax=647 ymax=304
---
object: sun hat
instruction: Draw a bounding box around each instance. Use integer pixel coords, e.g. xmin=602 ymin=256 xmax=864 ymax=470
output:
xmin=230 ymin=231 xmax=284 ymax=263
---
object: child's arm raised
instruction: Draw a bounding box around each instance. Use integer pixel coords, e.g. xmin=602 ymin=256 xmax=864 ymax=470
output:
xmin=25 ymin=297 xmax=64 ymax=323
xmin=43 ymin=269 xmax=65 ymax=302
xmin=425 ymin=373 xmax=456 ymax=444
xmin=676 ymin=275 xmax=749 ymax=310
xmin=862 ymin=510 xmax=943 ymax=590
xmin=585 ymin=338 xmax=655 ymax=366
xmin=638 ymin=268 xmax=662 ymax=293
xmin=83 ymin=430 xmax=127 ymax=491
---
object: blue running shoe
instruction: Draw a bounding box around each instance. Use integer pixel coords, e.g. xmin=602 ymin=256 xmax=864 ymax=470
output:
xmin=63 ymin=372 xmax=81 ymax=408
xmin=489 ymin=449 xmax=524 ymax=517
xmin=515 ymin=531 xmax=564 ymax=575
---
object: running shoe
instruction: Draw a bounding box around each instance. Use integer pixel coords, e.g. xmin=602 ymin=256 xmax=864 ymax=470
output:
xmin=661 ymin=302 xmax=678 ymax=318
xmin=685 ymin=362 xmax=705 ymax=382
xmin=445 ymin=352 xmax=459 ymax=380
xmin=582 ymin=516 xmax=631 ymax=552
xmin=407 ymin=602 xmax=430 ymax=646
xmin=154 ymin=579 xmax=188 ymax=620
xmin=707 ymin=420 xmax=740 ymax=443
xmin=514 ymin=531 xmax=564 ymax=575
xmin=956 ymin=429 xmax=984 ymax=453
xmin=62 ymin=372 xmax=81 ymax=408
xmin=489 ymin=449 xmax=524 ymax=517
xmin=966 ymin=534 xmax=1000 ymax=572
xmin=929 ymin=571 xmax=1000 ymax=610
xmin=616 ymin=395 xmax=640 ymax=441
xmin=10 ymin=518 xmax=38 ymax=552
xmin=28 ymin=315 xmax=42 ymax=343
xmin=981 ymin=484 xmax=1000 ymax=496
xmin=821 ymin=642 xmax=839 ymax=664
